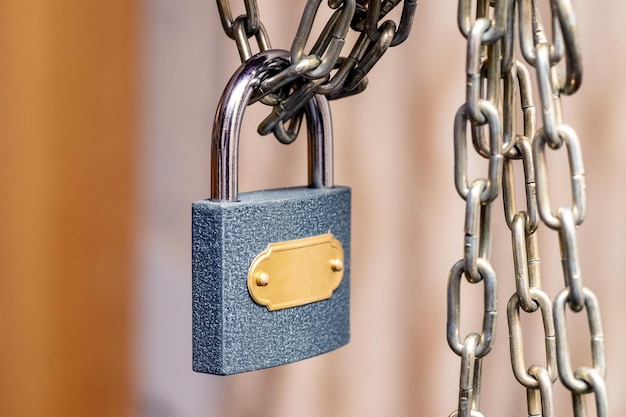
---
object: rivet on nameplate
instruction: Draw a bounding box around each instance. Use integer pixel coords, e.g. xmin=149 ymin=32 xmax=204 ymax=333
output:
xmin=255 ymin=272 xmax=270 ymax=287
xmin=247 ymin=233 xmax=345 ymax=311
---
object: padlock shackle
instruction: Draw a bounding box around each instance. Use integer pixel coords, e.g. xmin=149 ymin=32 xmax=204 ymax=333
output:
xmin=211 ymin=50 xmax=334 ymax=202
xmin=306 ymin=94 xmax=333 ymax=190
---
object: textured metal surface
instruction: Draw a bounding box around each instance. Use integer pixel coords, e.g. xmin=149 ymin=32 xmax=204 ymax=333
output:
xmin=192 ymin=186 xmax=351 ymax=375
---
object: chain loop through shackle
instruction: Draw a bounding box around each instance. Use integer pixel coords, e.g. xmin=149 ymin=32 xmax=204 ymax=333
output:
xmin=446 ymin=1 xmax=610 ymax=417
xmin=214 ymin=0 xmax=417 ymax=145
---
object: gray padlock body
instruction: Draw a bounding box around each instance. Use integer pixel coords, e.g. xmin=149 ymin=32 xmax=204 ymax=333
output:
xmin=192 ymin=186 xmax=351 ymax=375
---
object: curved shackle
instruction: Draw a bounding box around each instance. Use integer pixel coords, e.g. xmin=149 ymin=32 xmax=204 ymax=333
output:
xmin=211 ymin=49 xmax=334 ymax=201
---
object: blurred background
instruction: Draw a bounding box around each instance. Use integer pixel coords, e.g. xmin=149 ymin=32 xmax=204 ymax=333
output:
xmin=1 ymin=1 xmax=626 ymax=416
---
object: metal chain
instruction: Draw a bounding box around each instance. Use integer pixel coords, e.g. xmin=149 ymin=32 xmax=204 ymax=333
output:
xmin=214 ymin=0 xmax=417 ymax=143
xmin=447 ymin=2 xmax=609 ymax=417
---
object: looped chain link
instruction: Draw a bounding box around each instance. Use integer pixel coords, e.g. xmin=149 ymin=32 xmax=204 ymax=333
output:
xmin=507 ymin=288 xmax=557 ymax=387
xmin=454 ymin=101 xmax=503 ymax=204
xmin=527 ymin=365 xmax=556 ymax=417
xmin=214 ymin=0 xmax=417 ymax=144
xmin=447 ymin=1 xmax=610 ymax=417
xmin=217 ymin=0 xmax=260 ymax=38
xmin=533 ymin=126 xmax=586 ymax=229
xmin=291 ymin=0 xmax=357 ymax=80
xmin=447 ymin=259 xmax=498 ymax=358
xmin=554 ymin=287 xmax=606 ymax=394
xmin=359 ymin=0 xmax=418 ymax=46
xmin=455 ymin=333 xmax=483 ymax=417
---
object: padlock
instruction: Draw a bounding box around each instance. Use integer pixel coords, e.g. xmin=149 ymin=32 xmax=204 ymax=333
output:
xmin=192 ymin=50 xmax=351 ymax=375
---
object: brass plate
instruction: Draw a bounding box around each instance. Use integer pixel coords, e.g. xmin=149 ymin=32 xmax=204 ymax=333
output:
xmin=248 ymin=233 xmax=345 ymax=311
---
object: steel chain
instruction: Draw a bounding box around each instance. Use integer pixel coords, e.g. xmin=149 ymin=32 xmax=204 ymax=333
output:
xmin=447 ymin=2 xmax=609 ymax=417
xmin=214 ymin=0 xmax=417 ymax=144
xmin=215 ymin=1 xmax=610 ymax=415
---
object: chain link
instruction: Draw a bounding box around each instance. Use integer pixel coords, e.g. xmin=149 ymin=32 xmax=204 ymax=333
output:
xmin=216 ymin=0 xmax=260 ymax=38
xmin=214 ymin=0 xmax=416 ymax=144
xmin=447 ymin=259 xmax=498 ymax=358
xmin=447 ymin=1 xmax=610 ymax=417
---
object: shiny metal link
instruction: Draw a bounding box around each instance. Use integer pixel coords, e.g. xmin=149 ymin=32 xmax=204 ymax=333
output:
xmin=216 ymin=0 xmax=260 ymax=38
xmin=510 ymin=214 xmax=537 ymax=311
xmin=447 ymin=259 xmax=498 ymax=358
xmin=291 ymin=0 xmax=356 ymax=79
xmin=518 ymin=0 xmax=582 ymax=95
xmin=557 ymin=207 xmax=584 ymax=311
xmin=502 ymin=64 xmax=517 ymax=150
xmin=271 ymin=116 xmax=302 ymax=145
xmin=518 ymin=0 xmax=564 ymax=66
xmin=326 ymin=74 xmax=369 ymax=99
xmin=527 ymin=365 xmax=555 ymax=417
xmin=233 ymin=17 xmax=271 ymax=62
xmin=507 ymin=288 xmax=557 ymax=387
xmin=502 ymin=137 xmax=538 ymax=233
xmin=554 ymin=287 xmax=606 ymax=394
xmin=454 ymin=101 xmax=503 ymax=204
xmin=311 ymin=11 xmax=372 ymax=95
xmin=533 ymin=124 xmax=586 ymax=230
xmin=341 ymin=20 xmax=396 ymax=91
xmin=502 ymin=62 xmax=536 ymax=156
xmin=500 ymin=3 xmax=515 ymax=73
xmin=527 ymin=388 xmax=541 ymax=417
xmin=553 ymin=0 xmax=583 ymax=95
xmin=484 ymin=28 xmax=503 ymax=111
xmin=286 ymin=15 xmax=395 ymax=103
xmin=534 ymin=43 xmax=562 ymax=146
xmin=464 ymin=181 xmax=486 ymax=282
xmin=305 ymin=17 xmax=395 ymax=98
xmin=458 ymin=0 xmax=510 ymax=43
xmin=516 ymin=61 xmax=537 ymax=140
xmin=251 ymin=56 xmax=321 ymax=105
xmin=473 ymin=43 xmax=519 ymax=158
xmin=465 ymin=18 xmax=491 ymax=125
xmin=464 ymin=181 xmax=494 ymax=281
xmin=457 ymin=333 xmax=482 ymax=417
xmin=257 ymin=78 xmax=325 ymax=137
xmin=250 ymin=5 xmax=352 ymax=102
xmin=362 ymin=0 xmax=417 ymax=46
xmin=572 ymin=367 xmax=610 ymax=417
xmin=459 ymin=175 xmax=495 ymax=281
xmin=387 ymin=0 xmax=417 ymax=46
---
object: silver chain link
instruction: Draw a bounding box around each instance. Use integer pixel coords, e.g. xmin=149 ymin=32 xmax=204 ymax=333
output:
xmin=447 ymin=1 xmax=610 ymax=417
xmin=214 ymin=0 xmax=417 ymax=144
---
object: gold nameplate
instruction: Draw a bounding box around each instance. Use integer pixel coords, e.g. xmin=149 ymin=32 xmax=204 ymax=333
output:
xmin=247 ymin=233 xmax=345 ymax=311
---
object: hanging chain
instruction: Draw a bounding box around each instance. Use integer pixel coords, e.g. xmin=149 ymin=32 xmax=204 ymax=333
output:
xmin=215 ymin=0 xmax=417 ymax=143
xmin=447 ymin=1 xmax=609 ymax=417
